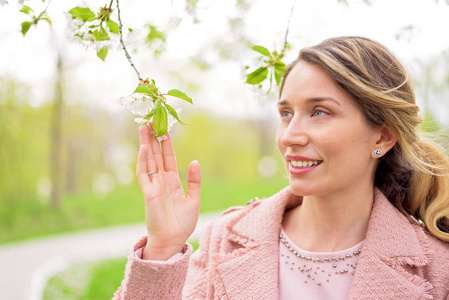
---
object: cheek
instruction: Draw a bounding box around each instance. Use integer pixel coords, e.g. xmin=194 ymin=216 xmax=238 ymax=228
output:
xmin=328 ymin=126 xmax=375 ymax=162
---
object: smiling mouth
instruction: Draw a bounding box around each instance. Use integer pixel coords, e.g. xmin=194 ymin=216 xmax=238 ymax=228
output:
xmin=289 ymin=160 xmax=323 ymax=168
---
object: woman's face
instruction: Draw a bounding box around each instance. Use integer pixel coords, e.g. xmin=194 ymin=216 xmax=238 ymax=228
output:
xmin=276 ymin=61 xmax=381 ymax=197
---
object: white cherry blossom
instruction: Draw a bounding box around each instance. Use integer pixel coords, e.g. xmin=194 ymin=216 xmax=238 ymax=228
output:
xmin=167 ymin=108 xmax=182 ymax=131
xmin=117 ymin=93 xmax=154 ymax=116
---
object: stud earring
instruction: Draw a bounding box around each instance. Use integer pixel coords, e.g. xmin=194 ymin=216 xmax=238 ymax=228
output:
xmin=374 ymin=149 xmax=383 ymax=157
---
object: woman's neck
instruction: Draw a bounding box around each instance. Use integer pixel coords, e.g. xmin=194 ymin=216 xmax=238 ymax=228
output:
xmin=282 ymin=185 xmax=374 ymax=252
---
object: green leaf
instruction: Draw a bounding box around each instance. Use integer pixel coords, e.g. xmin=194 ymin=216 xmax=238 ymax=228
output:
xmin=40 ymin=17 xmax=52 ymax=26
xmin=97 ymin=47 xmax=108 ymax=61
xmin=92 ymin=27 xmax=108 ymax=41
xmin=68 ymin=7 xmax=96 ymax=22
xmin=146 ymin=25 xmax=166 ymax=45
xmin=274 ymin=61 xmax=286 ymax=70
xmin=152 ymin=104 xmax=168 ymax=137
xmin=107 ymin=20 xmax=119 ymax=35
xmin=166 ymin=89 xmax=193 ymax=104
xmin=133 ymin=85 xmax=153 ymax=95
xmin=144 ymin=108 xmax=156 ymax=120
xmin=274 ymin=62 xmax=286 ymax=86
xmin=246 ymin=67 xmax=268 ymax=85
xmin=165 ymin=103 xmax=186 ymax=125
xmin=274 ymin=68 xmax=284 ymax=86
xmin=20 ymin=5 xmax=34 ymax=15
xmin=21 ymin=22 xmax=32 ymax=36
xmin=154 ymin=99 xmax=162 ymax=109
xmin=251 ymin=45 xmax=271 ymax=57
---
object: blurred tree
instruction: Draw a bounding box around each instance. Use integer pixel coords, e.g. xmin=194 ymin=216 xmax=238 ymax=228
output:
xmin=50 ymin=55 xmax=64 ymax=209
xmin=0 ymin=80 xmax=51 ymax=202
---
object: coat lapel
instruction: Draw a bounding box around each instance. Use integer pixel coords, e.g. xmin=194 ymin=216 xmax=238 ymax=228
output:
xmin=212 ymin=187 xmax=301 ymax=300
xmin=348 ymin=189 xmax=434 ymax=300
xmin=210 ymin=187 xmax=434 ymax=299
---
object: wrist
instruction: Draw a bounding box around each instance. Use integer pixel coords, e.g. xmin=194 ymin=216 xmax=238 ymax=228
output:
xmin=142 ymin=238 xmax=185 ymax=261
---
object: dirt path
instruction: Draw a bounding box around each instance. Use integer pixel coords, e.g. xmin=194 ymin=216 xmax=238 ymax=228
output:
xmin=0 ymin=213 xmax=217 ymax=300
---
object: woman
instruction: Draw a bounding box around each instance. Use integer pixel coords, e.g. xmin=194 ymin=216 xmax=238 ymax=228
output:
xmin=114 ymin=37 xmax=449 ymax=299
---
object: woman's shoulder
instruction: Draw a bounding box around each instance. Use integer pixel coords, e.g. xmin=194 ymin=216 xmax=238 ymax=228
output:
xmin=212 ymin=186 xmax=299 ymax=226
xmin=205 ymin=196 xmax=264 ymax=233
xmin=219 ymin=197 xmax=262 ymax=216
xmin=199 ymin=187 xmax=296 ymax=243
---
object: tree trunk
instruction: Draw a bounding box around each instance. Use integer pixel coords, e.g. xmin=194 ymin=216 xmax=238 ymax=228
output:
xmin=50 ymin=55 xmax=64 ymax=210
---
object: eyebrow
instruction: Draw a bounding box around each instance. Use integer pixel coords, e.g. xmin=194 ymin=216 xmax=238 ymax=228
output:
xmin=278 ymin=97 xmax=341 ymax=106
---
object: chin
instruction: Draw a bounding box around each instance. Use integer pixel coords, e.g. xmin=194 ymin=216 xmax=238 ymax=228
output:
xmin=288 ymin=183 xmax=310 ymax=197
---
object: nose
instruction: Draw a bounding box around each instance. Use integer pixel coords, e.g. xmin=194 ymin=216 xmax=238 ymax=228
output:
xmin=279 ymin=116 xmax=309 ymax=147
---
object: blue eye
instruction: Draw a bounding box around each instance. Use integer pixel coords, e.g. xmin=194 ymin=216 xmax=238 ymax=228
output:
xmin=281 ymin=111 xmax=293 ymax=118
xmin=312 ymin=110 xmax=327 ymax=117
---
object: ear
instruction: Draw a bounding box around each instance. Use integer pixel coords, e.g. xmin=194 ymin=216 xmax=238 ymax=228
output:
xmin=372 ymin=126 xmax=397 ymax=158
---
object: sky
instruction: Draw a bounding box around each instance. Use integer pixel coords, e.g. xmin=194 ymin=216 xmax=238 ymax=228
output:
xmin=1 ymin=0 xmax=449 ymax=121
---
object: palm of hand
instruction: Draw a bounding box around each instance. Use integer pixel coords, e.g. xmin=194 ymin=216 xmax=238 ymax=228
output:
xmin=136 ymin=125 xmax=201 ymax=259
xmin=142 ymin=169 xmax=200 ymax=247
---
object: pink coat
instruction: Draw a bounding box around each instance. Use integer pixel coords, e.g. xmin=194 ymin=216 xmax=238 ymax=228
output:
xmin=114 ymin=188 xmax=449 ymax=299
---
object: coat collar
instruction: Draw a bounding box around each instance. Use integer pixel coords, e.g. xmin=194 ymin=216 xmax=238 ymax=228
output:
xmin=347 ymin=188 xmax=434 ymax=299
xmin=212 ymin=187 xmax=299 ymax=299
xmin=213 ymin=187 xmax=434 ymax=300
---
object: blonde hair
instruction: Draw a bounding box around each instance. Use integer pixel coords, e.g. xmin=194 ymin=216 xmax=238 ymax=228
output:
xmin=280 ymin=36 xmax=449 ymax=242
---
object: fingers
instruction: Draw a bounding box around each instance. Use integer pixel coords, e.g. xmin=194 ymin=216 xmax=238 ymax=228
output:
xmin=149 ymin=127 xmax=164 ymax=171
xmin=186 ymin=160 xmax=201 ymax=201
xmin=136 ymin=145 xmax=150 ymax=187
xmin=140 ymin=124 xmax=178 ymax=173
xmin=160 ymin=133 xmax=178 ymax=172
xmin=139 ymin=124 xmax=164 ymax=171
xmin=139 ymin=126 xmax=157 ymax=177
xmin=139 ymin=124 xmax=152 ymax=145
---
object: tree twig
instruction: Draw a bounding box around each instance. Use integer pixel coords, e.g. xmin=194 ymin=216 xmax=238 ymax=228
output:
xmin=283 ymin=0 xmax=296 ymax=52
xmin=42 ymin=0 xmax=52 ymax=14
xmin=116 ymin=0 xmax=142 ymax=81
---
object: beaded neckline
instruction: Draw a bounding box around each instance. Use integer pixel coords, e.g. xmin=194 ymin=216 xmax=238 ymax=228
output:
xmin=279 ymin=230 xmax=363 ymax=287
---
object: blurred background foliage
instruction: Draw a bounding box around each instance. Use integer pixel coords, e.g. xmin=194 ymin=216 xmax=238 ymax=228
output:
xmin=0 ymin=75 xmax=288 ymax=244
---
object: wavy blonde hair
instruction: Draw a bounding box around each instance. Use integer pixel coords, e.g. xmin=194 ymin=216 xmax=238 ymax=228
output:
xmin=280 ymin=36 xmax=449 ymax=242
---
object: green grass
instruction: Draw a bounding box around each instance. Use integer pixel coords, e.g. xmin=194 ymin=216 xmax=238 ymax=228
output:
xmin=0 ymin=185 xmax=145 ymax=244
xmin=43 ymin=257 xmax=128 ymax=300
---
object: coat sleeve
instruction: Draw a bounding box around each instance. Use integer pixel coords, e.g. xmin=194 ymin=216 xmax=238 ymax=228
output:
xmin=113 ymin=222 xmax=216 ymax=300
xmin=112 ymin=236 xmax=193 ymax=300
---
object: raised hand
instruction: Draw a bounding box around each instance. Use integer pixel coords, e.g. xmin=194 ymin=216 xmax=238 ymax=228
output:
xmin=136 ymin=125 xmax=201 ymax=260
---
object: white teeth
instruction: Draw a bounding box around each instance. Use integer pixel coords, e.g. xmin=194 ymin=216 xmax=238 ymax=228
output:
xmin=290 ymin=160 xmax=321 ymax=168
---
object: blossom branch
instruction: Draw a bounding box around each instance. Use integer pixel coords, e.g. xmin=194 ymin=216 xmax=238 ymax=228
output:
xmin=116 ymin=0 xmax=142 ymax=81
xmin=42 ymin=0 xmax=52 ymax=14
xmin=282 ymin=0 xmax=296 ymax=52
